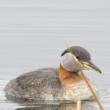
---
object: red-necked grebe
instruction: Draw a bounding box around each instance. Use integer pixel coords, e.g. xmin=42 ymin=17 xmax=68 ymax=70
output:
xmin=4 ymin=46 xmax=101 ymax=103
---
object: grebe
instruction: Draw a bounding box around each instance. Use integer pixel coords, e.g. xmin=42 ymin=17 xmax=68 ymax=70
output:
xmin=4 ymin=46 xmax=101 ymax=103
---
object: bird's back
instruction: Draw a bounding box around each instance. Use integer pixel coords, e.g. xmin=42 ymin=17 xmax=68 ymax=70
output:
xmin=5 ymin=68 xmax=62 ymax=102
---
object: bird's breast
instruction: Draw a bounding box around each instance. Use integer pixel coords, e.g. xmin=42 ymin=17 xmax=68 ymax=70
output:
xmin=61 ymin=80 xmax=95 ymax=102
xmin=58 ymin=65 xmax=97 ymax=102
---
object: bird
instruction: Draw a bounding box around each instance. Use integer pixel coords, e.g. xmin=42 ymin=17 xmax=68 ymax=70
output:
xmin=4 ymin=46 xmax=101 ymax=103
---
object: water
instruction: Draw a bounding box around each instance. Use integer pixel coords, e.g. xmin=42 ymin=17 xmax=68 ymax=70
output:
xmin=0 ymin=0 xmax=110 ymax=110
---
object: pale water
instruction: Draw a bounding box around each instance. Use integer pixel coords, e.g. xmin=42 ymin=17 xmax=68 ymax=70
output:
xmin=0 ymin=0 xmax=110 ymax=110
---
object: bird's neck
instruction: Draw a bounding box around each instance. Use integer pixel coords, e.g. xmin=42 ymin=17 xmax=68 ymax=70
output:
xmin=58 ymin=65 xmax=83 ymax=86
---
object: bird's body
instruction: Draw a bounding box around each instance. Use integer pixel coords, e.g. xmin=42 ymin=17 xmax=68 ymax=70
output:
xmin=4 ymin=46 xmax=101 ymax=103
xmin=5 ymin=66 xmax=94 ymax=103
xmin=5 ymin=68 xmax=62 ymax=102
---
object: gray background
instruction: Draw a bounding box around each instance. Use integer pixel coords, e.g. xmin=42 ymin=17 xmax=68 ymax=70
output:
xmin=0 ymin=0 xmax=110 ymax=90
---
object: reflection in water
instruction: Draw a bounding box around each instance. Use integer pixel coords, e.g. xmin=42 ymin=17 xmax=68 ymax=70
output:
xmin=16 ymin=103 xmax=97 ymax=110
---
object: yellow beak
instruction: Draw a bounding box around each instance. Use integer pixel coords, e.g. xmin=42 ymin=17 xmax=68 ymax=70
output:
xmin=82 ymin=61 xmax=102 ymax=74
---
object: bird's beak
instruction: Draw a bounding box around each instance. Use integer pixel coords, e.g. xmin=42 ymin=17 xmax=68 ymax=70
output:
xmin=81 ymin=61 xmax=102 ymax=74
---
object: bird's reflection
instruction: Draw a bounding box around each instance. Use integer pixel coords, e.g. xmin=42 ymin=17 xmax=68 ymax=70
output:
xmin=16 ymin=103 xmax=97 ymax=110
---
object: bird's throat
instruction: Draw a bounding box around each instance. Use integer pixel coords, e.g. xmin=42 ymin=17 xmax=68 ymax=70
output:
xmin=58 ymin=65 xmax=83 ymax=86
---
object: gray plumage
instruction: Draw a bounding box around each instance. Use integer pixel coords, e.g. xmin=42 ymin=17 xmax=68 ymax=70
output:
xmin=61 ymin=46 xmax=91 ymax=61
xmin=5 ymin=68 xmax=63 ymax=102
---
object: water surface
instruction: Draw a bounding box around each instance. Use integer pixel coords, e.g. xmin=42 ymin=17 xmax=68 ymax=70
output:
xmin=0 ymin=0 xmax=110 ymax=110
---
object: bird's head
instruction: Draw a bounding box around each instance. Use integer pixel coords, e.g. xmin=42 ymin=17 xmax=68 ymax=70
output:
xmin=60 ymin=46 xmax=102 ymax=73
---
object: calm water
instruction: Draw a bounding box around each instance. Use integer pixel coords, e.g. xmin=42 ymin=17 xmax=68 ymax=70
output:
xmin=0 ymin=0 xmax=110 ymax=110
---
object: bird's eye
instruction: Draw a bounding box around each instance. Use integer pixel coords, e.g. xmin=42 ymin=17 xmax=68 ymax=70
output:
xmin=76 ymin=56 xmax=79 ymax=59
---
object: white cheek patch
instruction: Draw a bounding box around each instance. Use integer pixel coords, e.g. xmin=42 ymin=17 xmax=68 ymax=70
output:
xmin=60 ymin=53 xmax=82 ymax=72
